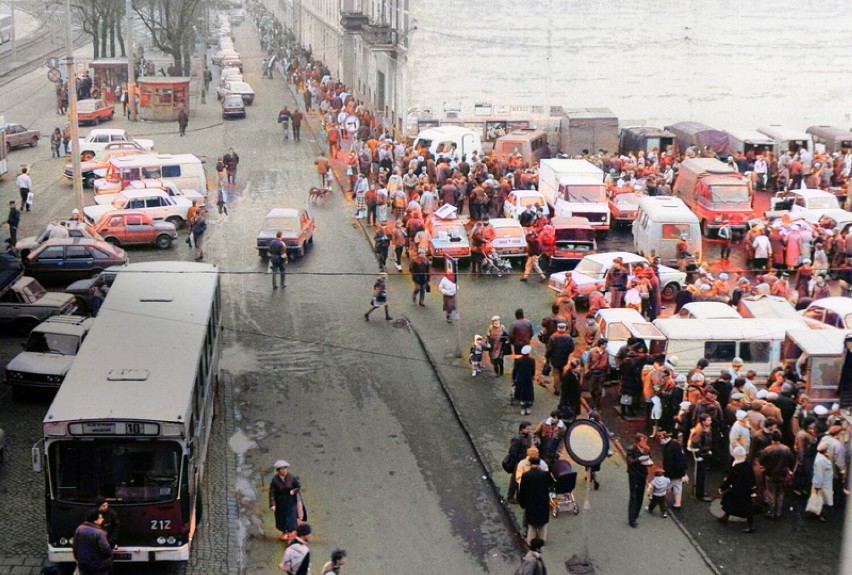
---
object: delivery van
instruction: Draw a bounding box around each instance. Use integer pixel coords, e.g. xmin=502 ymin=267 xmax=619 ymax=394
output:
xmin=653 ymin=318 xmax=807 ymax=378
xmin=93 ymin=154 xmax=209 ymax=195
xmin=538 ymin=158 xmax=609 ymax=231
xmin=806 ymin=126 xmax=852 ymax=155
xmin=412 ymin=126 xmax=482 ymax=162
xmin=632 ymin=196 xmax=701 ymax=267
xmin=756 ymin=125 xmax=812 ymax=156
xmin=492 ymin=129 xmax=549 ymax=165
xmin=673 ymin=158 xmax=754 ymax=237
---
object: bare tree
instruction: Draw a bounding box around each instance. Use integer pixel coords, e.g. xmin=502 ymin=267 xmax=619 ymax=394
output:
xmin=133 ymin=0 xmax=201 ymax=74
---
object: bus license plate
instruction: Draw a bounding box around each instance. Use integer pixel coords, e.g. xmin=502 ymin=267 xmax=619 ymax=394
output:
xmin=113 ymin=552 xmax=132 ymax=561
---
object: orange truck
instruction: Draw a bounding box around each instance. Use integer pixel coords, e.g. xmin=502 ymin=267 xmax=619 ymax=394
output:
xmin=673 ymin=158 xmax=754 ymax=237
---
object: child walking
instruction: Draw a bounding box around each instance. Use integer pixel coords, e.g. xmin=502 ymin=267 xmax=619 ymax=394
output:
xmin=647 ymin=468 xmax=672 ymax=518
xmin=469 ymin=335 xmax=488 ymax=376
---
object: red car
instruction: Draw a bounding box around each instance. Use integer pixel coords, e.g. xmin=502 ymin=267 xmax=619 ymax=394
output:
xmin=75 ymin=98 xmax=115 ymax=126
xmin=93 ymin=210 xmax=178 ymax=249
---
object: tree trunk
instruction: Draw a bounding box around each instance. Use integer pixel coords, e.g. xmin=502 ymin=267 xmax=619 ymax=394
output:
xmin=100 ymin=18 xmax=107 ymax=57
xmin=116 ymin=20 xmax=125 ymax=57
xmin=109 ymin=20 xmax=116 ymax=57
xmin=92 ymin=29 xmax=100 ymax=59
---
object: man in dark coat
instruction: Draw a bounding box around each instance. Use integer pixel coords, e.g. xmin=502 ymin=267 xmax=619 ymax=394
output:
xmin=409 ymin=252 xmax=430 ymax=306
xmin=545 ymin=323 xmax=574 ymax=394
xmin=73 ymin=508 xmax=113 ymax=575
xmin=508 ymin=308 xmax=534 ymax=355
xmin=506 ymin=422 xmax=533 ymax=504
xmin=661 ymin=432 xmax=688 ymax=511
xmin=758 ymin=430 xmax=795 ymax=519
xmin=512 ymin=345 xmax=536 ymax=415
xmin=517 ymin=457 xmax=551 ymax=544
xmin=269 ymin=460 xmax=302 ymax=540
xmin=626 ymin=433 xmax=652 ymax=527
xmin=94 ymin=497 xmax=119 ymax=548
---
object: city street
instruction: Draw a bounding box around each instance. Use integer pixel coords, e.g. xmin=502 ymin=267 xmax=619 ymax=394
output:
xmin=0 ymin=6 xmax=846 ymax=575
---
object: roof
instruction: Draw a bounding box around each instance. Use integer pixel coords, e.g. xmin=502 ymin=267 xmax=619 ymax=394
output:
xmin=806 ymin=297 xmax=852 ymax=316
xmin=620 ymin=126 xmax=676 ymax=138
xmin=44 ymin=261 xmax=219 ymax=425
xmin=724 ymin=129 xmax=775 ymax=145
xmin=681 ymin=302 xmax=742 ymax=319
xmin=84 ymin=128 xmax=127 ymax=136
xmin=551 ymin=216 xmax=593 ymax=229
xmin=115 ymin=188 xmax=171 ymax=199
xmin=564 ymin=107 xmax=616 ymax=119
xmin=136 ymin=77 xmax=191 ymax=84
xmin=34 ymin=315 xmax=94 ymax=336
xmin=636 ymin=196 xmax=699 ymax=222
xmin=665 ymin=121 xmax=718 ymax=136
xmin=509 ymin=189 xmax=545 ymax=198
xmin=265 ymin=208 xmax=300 ymax=219
xmin=585 ymin=251 xmax=648 ymax=265
xmin=653 ymin=318 xmax=807 ymax=340
xmin=496 ymin=129 xmax=546 ymax=141
xmin=109 ymin=153 xmax=201 ymax=167
xmin=557 ymin=175 xmax=604 ymax=186
xmin=597 ymin=308 xmax=648 ymax=323
xmin=756 ymin=125 xmax=810 ymax=141
xmin=487 ymin=218 xmax=523 ymax=229
xmin=787 ymin=188 xmax=836 ymax=199
xmin=416 ymin=125 xmax=477 ymax=138
xmin=679 ymin=158 xmax=737 ymax=175
xmin=738 ymin=295 xmax=801 ymax=320
xmin=806 ymin=125 xmax=852 ymax=141
xmin=541 ymin=158 xmax=603 ymax=176
xmin=786 ymin=327 xmax=850 ymax=356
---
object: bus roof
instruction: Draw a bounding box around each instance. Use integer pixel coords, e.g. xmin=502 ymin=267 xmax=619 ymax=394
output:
xmin=756 ymin=125 xmax=811 ymax=142
xmin=44 ymin=261 xmax=218 ymax=426
xmin=652 ymin=317 xmax=807 ymax=340
xmin=108 ymin=153 xmax=201 ymax=168
xmin=636 ymin=196 xmax=699 ymax=223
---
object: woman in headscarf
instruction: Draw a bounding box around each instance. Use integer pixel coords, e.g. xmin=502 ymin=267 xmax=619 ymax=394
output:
xmin=486 ymin=315 xmax=509 ymax=376
xmin=512 ymin=345 xmax=536 ymax=416
xmin=717 ymin=445 xmax=757 ymax=533
xmin=269 ymin=460 xmax=302 ymax=541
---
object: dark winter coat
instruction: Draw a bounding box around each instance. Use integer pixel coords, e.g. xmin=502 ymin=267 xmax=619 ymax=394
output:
xmin=662 ymin=439 xmax=688 ymax=479
xmin=73 ymin=522 xmax=112 ymax=575
xmin=720 ymin=461 xmax=755 ymax=518
xmin=559 ymin=369 xmax=582 ymax=417
xmin=518 ymin=466 xmax=551 ymax=527
xmin=512 ymin=355 xmax=536 ymax=404
xmin=545 ymin=332 xmax=575 ymax=369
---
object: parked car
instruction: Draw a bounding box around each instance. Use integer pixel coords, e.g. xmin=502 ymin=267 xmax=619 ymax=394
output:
xmin=550 ymin=216 xmax=596 ymax=271
xmin=595 ymin=308 xmax=666 ymax=369
xmin=83 ymin=189 xmax=193 ymax=228
xmin=123 ymin=178 xmax=207 ymax=206
xmin=426 ymin=211 xmax=470 ymax=264
xmin=93 ymin=210 xmax=178 ymax=249
xmin=78 ymin=128 xmax=154 ymax=161
xmin=16 ymin=220 xmax=102 ymax=258
xmin=75 ymin=98 xmax=115 ymax=126
xmin=4 ymin=123 xmax=39 ymax=151
xmin=766 ymin=189 xmax=841 ymax=224
xmin=0 ymin=253 xmax=77 ymax=335
xmin=23 ymin=238 xmax=128 ymax=283
xmin=217 ymin=80 xmax=255 ymax=104
xmin=488 ymin=218 xmax=528 ymax=260
xmin=503 ymin=190 xmax=550 ymax=220
xmin=220 ymin=66 xmax=243 ymax=86
xmin=65 ymin=265 xmax=123 ymax=313
xmin=801 ymin=297 xmax=852 ymax=330
xmin=4 ymin=315 xmax=94 ymax=398
xmin=548 ymin=251 xmax=686 ymax=301
xmin=64 ymin=141 xmax=147 ymax=187
xmin=608 ymin=191 xmax=642 ymax=226
xmin=256 ymin=208 xmax=315 ymax=258
xmin=222 ymin=94 xmax=246 ymax=119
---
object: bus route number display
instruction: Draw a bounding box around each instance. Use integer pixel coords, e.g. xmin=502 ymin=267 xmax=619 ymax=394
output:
xmin=69 ymin=422 xmax=160 ymax=436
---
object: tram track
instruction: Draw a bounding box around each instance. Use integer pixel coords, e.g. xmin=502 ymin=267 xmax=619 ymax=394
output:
xmin=0 ymin=23 xmax=88 ymax=84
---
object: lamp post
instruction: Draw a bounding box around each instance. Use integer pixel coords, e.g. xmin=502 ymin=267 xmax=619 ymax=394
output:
xmin=64 ymin=0 xmax=82 ymax=212
xmin=125 ymin=0 xmax=136 ymax=121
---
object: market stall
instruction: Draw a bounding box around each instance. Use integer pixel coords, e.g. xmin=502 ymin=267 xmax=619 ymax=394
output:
xmin=136 ymin=77 xmax=191 ymax=121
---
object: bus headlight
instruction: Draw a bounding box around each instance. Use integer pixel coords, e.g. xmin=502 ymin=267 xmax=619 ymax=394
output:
xmin=166 ymin=536 xmax=176 ymax=545
xmin=157 ymin=536 xmax=166 ymax=545
xmin=59 ymin=537 xmax=69 ymax=545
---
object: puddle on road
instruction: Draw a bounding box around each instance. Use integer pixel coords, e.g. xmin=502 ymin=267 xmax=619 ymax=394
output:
xmin=221 ymin=343 xmax=260 ymax=376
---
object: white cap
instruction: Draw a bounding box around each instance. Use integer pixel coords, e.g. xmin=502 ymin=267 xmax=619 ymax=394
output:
xmin=736 ymin=410 xmax=748 ymax=421
xmin=679 ymin=401 xmax=692 ymax=409
xmin=731 ymin=392 xmax=745 ymax=400
xmin=521 ymin=345 xmax=532 ymax=355
xmin=273 ymin=460 xmax=290 ymax=469
xmin=733 ymin=445 xmax=747 ymax=459
xmin=757 ymin=389 xmax=769 ymax=399
xmin=766 ymin=392 xmax=779 ymax=401
xmin=814 ymin=405 xmax=829 ymax=416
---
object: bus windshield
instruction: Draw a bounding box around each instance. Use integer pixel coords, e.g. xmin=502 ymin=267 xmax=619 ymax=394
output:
xmin=563 ymin=185 xmax=606 ymax=203
xmin=710 ymin=185 xmax=750 ymax=205
xmin=49 ymin=440 xmax=182 ymax=504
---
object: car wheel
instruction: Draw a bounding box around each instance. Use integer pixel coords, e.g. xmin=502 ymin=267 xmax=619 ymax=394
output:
xmin=104 ymin=237 xmax=120 ymax=246
xmin=155 ymin=234 xmax=173 ymax=249
xmin=166 ymin=216 xmax=183 ymax=229
xmin=661 ymin=282 xmax=680 ymax=301
xmin=15 ymin=317 xmax=38 ymax=336
xmin=30 ymin=137 xmax=38 ymax=147
xmin=84 ymin=175 xmax=95 ymax=188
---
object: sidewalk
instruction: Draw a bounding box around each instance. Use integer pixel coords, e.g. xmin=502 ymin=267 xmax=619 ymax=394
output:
xmin=283 ymin=83 xmax=716 ymax=575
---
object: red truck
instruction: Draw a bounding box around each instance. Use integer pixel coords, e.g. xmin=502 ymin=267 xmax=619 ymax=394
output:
xmin=673 ymin=158 xmax=754 ymax=237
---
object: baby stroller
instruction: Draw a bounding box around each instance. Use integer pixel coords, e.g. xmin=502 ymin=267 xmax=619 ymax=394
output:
xmin=549 ymin=459 xmax=579 ymax=517
xmin=482 ymin=249 xmax=513 ymax=277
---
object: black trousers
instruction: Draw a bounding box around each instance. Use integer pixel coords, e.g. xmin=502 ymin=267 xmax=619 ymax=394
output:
xmin=694 ymin=458 xmax=707 ymax=497
xmin=628 ymin=474 xmax=645 ymax=523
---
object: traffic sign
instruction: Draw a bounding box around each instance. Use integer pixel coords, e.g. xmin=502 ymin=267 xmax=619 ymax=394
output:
xmin=47 ymin=67 xmax=62 ymax=83
xmin=344 ymin=114 xmax=360 ymax=133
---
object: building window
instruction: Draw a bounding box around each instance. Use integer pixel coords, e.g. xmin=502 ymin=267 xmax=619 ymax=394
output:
xmin=376 ymin=70 xmax=385 ymax=109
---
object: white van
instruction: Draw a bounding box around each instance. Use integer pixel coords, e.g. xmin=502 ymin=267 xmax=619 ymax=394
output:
xmin=93 ymin=154 xmax=209 ymax=195
xmin=653 ymin=318 xmax=807 ymax=378
xmin=412 ymin=126 xmax=483 ymax=162
xmin=632 ymin=196 xmax=701 ymax=267
xmin=492 ymin=129 xmax=549 ymax=165
xmin=756 ymin=125 xmax=812 ymax=156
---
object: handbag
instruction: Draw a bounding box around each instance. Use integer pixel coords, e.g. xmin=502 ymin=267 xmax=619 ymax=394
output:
xmin=501 ymin=453 xmax=514 ymax=474
xmin=805 ymin=488 xmax=824 ymax=516
xmin=541 ymin=363 xmax=552 ymax=377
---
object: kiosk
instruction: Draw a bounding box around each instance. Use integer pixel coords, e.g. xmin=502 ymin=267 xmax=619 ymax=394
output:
xmin=137 ymin=77 xmax=190 ymax=121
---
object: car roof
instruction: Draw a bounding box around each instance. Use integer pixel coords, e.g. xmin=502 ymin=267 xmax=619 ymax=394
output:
xmin=265 ymin=208 xmax=300 ymax=218
xmin=98 ymin=210 xmax=151 ymax=220
xmin=653 ymin=317 xmax=806 ymax=340
xmin=551 ymin=216 xmax=593 ymax=228
xmin=786 ymin=327 xmax=849 ymax=356
xmin=488 ymin=218 xmax=522 ymax=228
xmin=806 ymin=296 xmax=852 ymax=315
xmin=636 ymin=196 xmax=699 ymax=222
xmin=509 ymin=189 xmax=545 ymax=198
xmin=681 ymin=302 xmax=742 ymax=319
xmin=118 ymin=189 xmax=170 ymax=198
xmin=39 ymin=237 xmax=103 ymax=247
xmin=788 ymin=188 xmax=835 ymax=199
xmin=85 ymin=128 xmax=126 ymax=136
xmin=34 ymin=315 xmax=95 ymax=336
xmin=596 ymin=308 xmax=648 ymax=323
xmin=584 ymin=251 xmax=648 ymax=265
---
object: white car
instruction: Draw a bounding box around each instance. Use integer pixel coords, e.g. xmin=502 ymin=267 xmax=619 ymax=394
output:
xmin=220 ymin=66 xmax=243 ymax=86
xmin=78 ymin=129 xmax=154 ymax=161
xmin=766 ymin=189 xmax=840 ymax=224
xmin=217 ymin=80 xmax=254 ymax=104
xmin=83 ymin=189 xmax=192 ymax=227
xmin=548 ymin=251 xmax=686 ymax=301
xmin=503 ymin=190 xmax=550 ymax=220
xmin=801 ymin=297 xmax=852 ymax=330
xmin=488 ymin=218 xmax=528 ymax=259
xmin=124 ymin=178 xmax=207 ymax=205
xmin=595 ymin=308 xmax=667 ymax=369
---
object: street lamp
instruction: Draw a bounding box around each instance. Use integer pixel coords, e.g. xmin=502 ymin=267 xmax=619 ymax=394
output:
xmin=63 ymin=0 xmax=83 ymax=211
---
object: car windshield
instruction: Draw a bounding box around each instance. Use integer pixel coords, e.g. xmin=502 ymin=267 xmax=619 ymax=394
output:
xmin=606 ymin=322 xmax=631 ymax=340
xmin=19 ymin=280 xmax=47 ymax=303
xmin=434 ymin=224 xmax=465 ymax=240
xmin=25 ymin=332 xmax=81 ymax=355
xmin=614 ymin=194 xmax=639 ymax=206
xmin=574 ymin=258 xmax=605 ymax=277
xmin=49 ymin=440 xmax=181 ymax=504
xmin=807 ymin=197 xmax=838 ymax=210
xmin=565 ymin=185 xmax=606 ymax=203
xmin=495 ymin=226 xmax=524 ymax=238
xmin=264 ymin=217 xmax=298 ymax=232
xmin=709 ymin=185 xmax=750 ymax=205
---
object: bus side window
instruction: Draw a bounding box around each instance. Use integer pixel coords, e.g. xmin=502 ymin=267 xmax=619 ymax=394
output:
xmin=739 ymin=341 xmax=770 ymax=363
xmin=704 ymin=341 xmax=736 ymax=363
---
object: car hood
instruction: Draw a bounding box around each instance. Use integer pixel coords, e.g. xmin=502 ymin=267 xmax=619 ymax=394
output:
xmin=39 ymin=292 xmax=77 ymax=307
xmin=133 ymin=139 xmax=155 ymax=150
xmin=6 ymin=352 xmax=74 ymax=376
xmin=94 ymin=194 xmax=119 ymax=206
xmin=65 ymin=277 xmax=98 ymax=295
xmin=83 ymin=205 xmax=114 ymax=222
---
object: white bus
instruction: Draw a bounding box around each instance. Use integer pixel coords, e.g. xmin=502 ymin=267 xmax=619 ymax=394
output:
xmin=35 ymin=261 xmax=221 ymax=565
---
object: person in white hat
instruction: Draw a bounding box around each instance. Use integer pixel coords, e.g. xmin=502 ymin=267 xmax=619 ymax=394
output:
xmin=513 ymin=345 xmax=536 ymax=415
xmin=729 ymin=410 xmax=752 ymax=456
xmin=269 ymin=460 xmax=302 ymax=541
xmin=718 ymin=445 xmax=757 ymax=533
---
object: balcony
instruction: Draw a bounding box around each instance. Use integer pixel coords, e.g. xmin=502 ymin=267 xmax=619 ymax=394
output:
xmin=361 ymin=23 xmax=397 ymax=51
xmin=340 ymin=11 xmax=369 ymax=32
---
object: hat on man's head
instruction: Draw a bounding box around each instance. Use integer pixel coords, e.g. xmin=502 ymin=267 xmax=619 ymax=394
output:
xmin=274 ymin=460 xmax=290 ymax=470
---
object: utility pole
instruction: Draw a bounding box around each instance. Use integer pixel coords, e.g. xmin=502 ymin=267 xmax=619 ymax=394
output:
xmin=64 ymin=0 xmax=83 ymax=212
xmin=10 ymin=2 xmax=15 ymax=62
xmin=126 ymin=0 xmax=137 ymax=121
